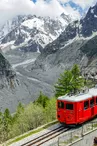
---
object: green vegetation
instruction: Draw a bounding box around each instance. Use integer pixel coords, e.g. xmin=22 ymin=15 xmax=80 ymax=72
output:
xmin=55 ymin=64 xmax=85 ymax=97
xmin=7 ymin=120 xmax=58 ymax=145
xmin=7 ymin=127 xmax=45 ymax=145
xmin=0 ymin=94 xmax=56 ymax=144
xmin=35 ymin=91 xmax=49 ymax=108
xmin=93 ymin=123 xmax=97 ymax=128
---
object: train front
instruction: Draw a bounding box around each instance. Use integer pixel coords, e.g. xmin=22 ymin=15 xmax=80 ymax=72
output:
xmin=57 ymin=95 xmax=76 ymax=125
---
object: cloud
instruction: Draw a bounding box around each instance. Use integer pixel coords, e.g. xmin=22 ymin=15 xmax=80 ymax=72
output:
xmin=58 ymin=0 xmax=97 ymax=20
xmin=0 ymin=0 xmax=65 ymax=26
xmin=32 ymin=0 xmax=66 ymax=17
xmin=72 ymin=0 xmax=97 ymax=9
xmin=64 ymin=4 xmax=81 ymax=20
xmin=59 ymin=0 xmax=97 ymax=9
xmin=0 ymin=0 xmax=35 ymax=26
xmin=0 ymin=0 xmax=96 ymax=26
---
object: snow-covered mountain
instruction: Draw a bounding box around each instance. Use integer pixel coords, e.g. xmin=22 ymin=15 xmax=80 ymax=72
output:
xmin=20 ymin=3 xmax=97 ymax=102
xmin=0 ymin=15 xmax=25 ymax=41
xmin=0 ymin=13 xmax=72 ymax=53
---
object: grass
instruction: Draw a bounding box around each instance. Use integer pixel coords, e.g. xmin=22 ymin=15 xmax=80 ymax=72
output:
xmin=93 ymin=123 xmax=97 ymax=128
xmin=7 ymin=120 xmax=58 ymax=145
xmin=7 ymin=128 xmax=44 ymax=145
xmin=60 ymin=135 xmax=80 ymax=146
xmin=73 ymin=135 xmax=79 ymax=140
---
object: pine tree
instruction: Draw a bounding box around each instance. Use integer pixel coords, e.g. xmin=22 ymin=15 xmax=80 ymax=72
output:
xmin=71 ymin=64 xmax=84 ymax=94
xmin=55 ymin=64 xmax=84 ymax=97
xmin=2 ymin=109 xmax=12 ymax=141
xmin=55 ymin=70 xmax=73 ymax=97
xmin=35 ymin=91 xmax=49 ymax=108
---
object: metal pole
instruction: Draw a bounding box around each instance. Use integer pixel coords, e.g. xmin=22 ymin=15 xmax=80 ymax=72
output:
xmin=81 ymin=124 xmax=83 ymax=137
xmin=58 ymin=137 xmax=60 ymax=146
xmin=92 ymin=122 xmax=93 ymax=130
xmin=71 ymin=132 xmax=72 ymax=143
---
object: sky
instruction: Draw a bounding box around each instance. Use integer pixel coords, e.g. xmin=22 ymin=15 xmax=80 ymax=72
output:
xmin=0 ymin=0 xmax=97 ymax=26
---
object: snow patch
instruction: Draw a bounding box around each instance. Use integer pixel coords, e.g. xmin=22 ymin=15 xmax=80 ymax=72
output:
xmin=0 ymin=41 xmax=15 ymax=52
xmin=22 ymin=18 xmax=44 ymax=30
xmin=94 ymin=15 xmax=97 ymax=18
xmin=12 ymin=58 xmax=36 ymax=68
xmin=27 ymin=77 xmax=41 ymax=82
xmin=91 ymin=9 xmax=94 ymax=14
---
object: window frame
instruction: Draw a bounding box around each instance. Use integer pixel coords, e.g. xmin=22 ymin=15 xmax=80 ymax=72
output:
xmin=90 ymin=98 xmax=94 ymax=107
xmin=84 ymin=100 xmax=89 ymax=110
xmin=58 ymin=101 xmax=64 ymax=109
xmin=66 ymin=103 xmax=73 ymax=110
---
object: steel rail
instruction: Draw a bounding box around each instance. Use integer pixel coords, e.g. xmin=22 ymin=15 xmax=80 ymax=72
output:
xmin=21 ymin=126 xmax=70 ymax=146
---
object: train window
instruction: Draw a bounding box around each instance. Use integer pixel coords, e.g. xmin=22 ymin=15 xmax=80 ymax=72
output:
xmin=90 ymin=98 xmax=94 ymax=107
xmin=58 ymin=101 xmax=64 ymax=109
xmin=84 ymin=101 xmax=89 ymax=110
xmin=66 ymin=104 xmax=73 ymax=110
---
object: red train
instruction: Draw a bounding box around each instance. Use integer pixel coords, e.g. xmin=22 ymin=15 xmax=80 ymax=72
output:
xmin=57 ymin=87 xmax=97 ymax=126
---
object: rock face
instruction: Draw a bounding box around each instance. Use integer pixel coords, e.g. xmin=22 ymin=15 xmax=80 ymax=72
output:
xmin=81 ymin=4 xmax=97 ymax=37
xmin=0 ymin=51 xmax=16 ymax=111
xmin=0 ymin=51 xmax=39 ymax=113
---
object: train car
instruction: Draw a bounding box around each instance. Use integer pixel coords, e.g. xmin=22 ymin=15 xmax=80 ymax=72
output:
xmin=57 ymin=88 xmax=97 ymax=126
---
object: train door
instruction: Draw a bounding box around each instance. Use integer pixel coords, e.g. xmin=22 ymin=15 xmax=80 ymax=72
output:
xmin=78 ymin=102 xmax=83 ymax=120
xmin=65 ymin=102 xmax=75 ymax=124
xmin=90 ymin=97 xmax=94 ymax=117
xmin=57 ymin=101 xmax=65 ymax=123
xmin=83 ymin=100 xmax=90 ymax=120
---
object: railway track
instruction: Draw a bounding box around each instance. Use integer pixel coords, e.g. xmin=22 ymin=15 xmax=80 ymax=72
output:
xmin=21 ymin=126 xmax=70 ymax=146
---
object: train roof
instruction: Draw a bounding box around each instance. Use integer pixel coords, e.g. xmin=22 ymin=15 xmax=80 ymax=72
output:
xmin=89 ymin=88 xmax=97 ymax=96
xmin=58 ymin=93 xmax=91 ymax=102
xmin=57 ymin=87 xmax=97 ymax=102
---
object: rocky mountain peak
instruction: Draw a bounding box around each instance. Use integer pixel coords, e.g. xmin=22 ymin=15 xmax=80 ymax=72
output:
xmin=81 ymin=3 xmax=97 ymax=37
xmin=43 ymin=2 xmax=97 ymax=50
xmin=0 ymin=13 xmax=72 ymax=53
xmin=60 ymin=13 xmax=71 ymax=23
xmin=32 ymin=3 xmax=97 ymax=71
